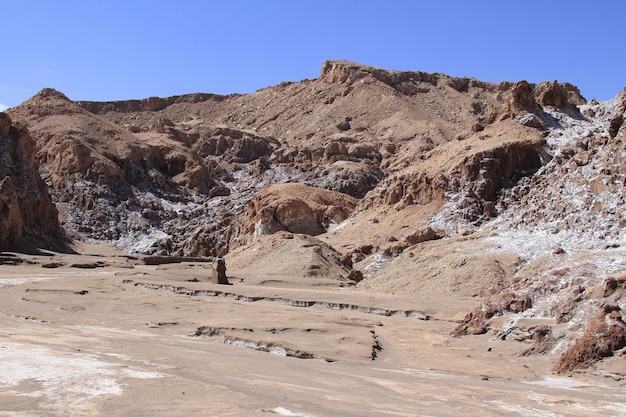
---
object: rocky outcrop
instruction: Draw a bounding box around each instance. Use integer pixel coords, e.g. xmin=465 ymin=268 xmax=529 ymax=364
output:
xmin=0 ymin=177 xmax=23 ymax=247
xmin=211 ymin=258 xmax=229 ymax=285
xmin=193 ymin=125 xmax=280 ymax=163
xmin=366 ymin=121 xmax=545 ymax=233
xmin=76 ymin=93 xmax=229 ymax=114
xmin=554 ymin=305 xmax=626 ymax=373
xmin=304 ymin=161 xmax=383 ymax=199
xmin=240 ymin=183 xmax=357 ymax=239
xmin=534 ymin=81 xmax=586 ymax=108
xmin=380 ymin=226 xmax=444 ymax=257
xmin=506 ymin=80 xmax=585 ymax=118
xmin=0 ymin=113 xmax=65 ymax=250
xmin=320 ymin=60 xmax=440 ymax=93
xmin=446 ymin=93 xmax=626 ymax=371
xmin=452 ymin=292 xmax=532 ymax=336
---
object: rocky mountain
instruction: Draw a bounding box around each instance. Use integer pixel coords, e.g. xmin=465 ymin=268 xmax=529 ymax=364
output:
xmin=6 ymin=61 xmax=579 ymax=255
xmin=5 ymin=60 xmax=626 ymax=373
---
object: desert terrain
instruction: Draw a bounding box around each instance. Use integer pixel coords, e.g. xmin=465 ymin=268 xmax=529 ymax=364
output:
xmin=0 ymin=243 xmax=625 ymax=417
xmin=1 ymin=61 xmax=626 ymax=415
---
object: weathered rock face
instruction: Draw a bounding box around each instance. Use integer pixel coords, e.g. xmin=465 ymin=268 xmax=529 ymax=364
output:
xmin=240 ymin=183 xmax=357 ymax=239
xmin=554 ymin=304 xmax=626 ymax=373
xmin=0 ymin=177 xmax=23 ymax=247
xmin=452 ymin=292 xmax=533 ymax=336
xmin=304 ymin=160 xmax=383 ymax=199
xmin=438 ymin=93 xmax=626 ymax=372
xmin=506 ymin=79 xmax=585 ymax=117
xmin=0 ymin=112 xmax=65 ymax=250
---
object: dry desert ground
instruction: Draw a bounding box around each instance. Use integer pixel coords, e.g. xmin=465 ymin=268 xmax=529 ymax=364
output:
xmin=0 ymin=243 xmax=625 ymax=417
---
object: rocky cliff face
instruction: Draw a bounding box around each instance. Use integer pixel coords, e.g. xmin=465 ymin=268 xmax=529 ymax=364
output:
xmin=0 ymin=112 xmax=65 ymax=250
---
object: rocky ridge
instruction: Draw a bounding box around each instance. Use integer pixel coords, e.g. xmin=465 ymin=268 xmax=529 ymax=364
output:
xmin=7 ymin=61 xmax=583 ymax=256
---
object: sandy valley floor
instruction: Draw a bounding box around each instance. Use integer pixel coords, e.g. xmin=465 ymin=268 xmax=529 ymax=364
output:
xmin=0 ymin=245 xmax=625 ymax=417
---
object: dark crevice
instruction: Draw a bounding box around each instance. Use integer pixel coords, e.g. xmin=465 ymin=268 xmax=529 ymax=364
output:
xmin=124 ymin=280 xmax=430 ymax=320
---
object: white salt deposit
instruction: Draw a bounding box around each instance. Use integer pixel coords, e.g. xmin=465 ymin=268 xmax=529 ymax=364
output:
xmin=523 ymin=376 xmax=591 ymax=389
xmin=427 ymin=96 xmax=626 ymax=342
xmin=0 ymin=276 xmax=57 ymax=286
xmin=0 ymin=342 xmax=162 ymax=413
xmin=273 ymin=407 xmax=312 ymax=417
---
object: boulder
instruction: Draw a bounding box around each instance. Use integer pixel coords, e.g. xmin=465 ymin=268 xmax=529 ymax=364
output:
xmin=507 ymin=81 xmax=536 ymax=116
xmin=208 ymin=186 xmax=231 ymax=199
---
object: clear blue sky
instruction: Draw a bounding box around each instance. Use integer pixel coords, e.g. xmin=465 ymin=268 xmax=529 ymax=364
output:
xmin=1 ymin=0 xmax=624 ymax=110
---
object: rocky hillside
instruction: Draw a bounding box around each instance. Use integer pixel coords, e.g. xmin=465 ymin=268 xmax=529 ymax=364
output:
xmin=7 ymin=61 xmax=583 ymax=256
xmin=6 ymin=60 xmax=626 ymax=373
xmin=0 ymin=112 xmax=66 ymax=250
xmin=449 ymin=90 xmax=626 ymax=374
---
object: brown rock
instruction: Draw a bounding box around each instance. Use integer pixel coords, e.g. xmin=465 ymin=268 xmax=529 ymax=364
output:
xmin=0 ymin=177 xmax=23 ymax=247
xmin=452 ymin=292 xmax=532 ymax=337
xmin=534 ymin=81 xmax=586 ymax=108
xmin=0 ymin=112 xmax=11 ymax=137
xmin=340 ymin=252 xmax=353 ymax=269
xmin=208 ymin=186 xmax=231 ymax=199
xmin=608 ymin=114 xmax=624 ymax=139
xmin=183 ymin=214 xmax=234 ymax=258
xmin=471 ymin=122 xmax=485 ymax=132
xmin=482 ymin=201 xmax=497 ymax=218
xmin=0 ymin=113 xmax=65 ymax=250
xmin=347 ymin=269 xmax=364 ymax=283
xmin=404 ymin=227 xmax=444 ymax=245
xmin=336 ymin=118 xmax=352 ymax=131
xmin=554 ymin=305 xmax=626 ymax=373
xmin=534 ymin=81 xmax=571 ymax=108
xmin=211 ymin=258 xmax=229 ymax=285
xmin=508 ymin=81 xmax=536 ymax=116
xmin=240 ymin=183 xmax=357 ymax=239
xmin=517 ymin=112 xmax=546 ymax=130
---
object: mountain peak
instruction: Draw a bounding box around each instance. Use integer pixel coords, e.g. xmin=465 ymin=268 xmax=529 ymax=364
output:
xmin=33 ymin=88 xmax=71 ymax=102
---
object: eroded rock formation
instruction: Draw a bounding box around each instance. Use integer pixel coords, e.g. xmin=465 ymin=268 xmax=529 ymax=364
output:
xmin=211 ymin=257 xmax=229 ymax=284
xmin=0 ymin=112 xmax=65 ymax=250
xmin=240 ymin=183 xmax=357 ymax=239
xmin=452 ymin=293 xmax=532 ymax=336
xmin=554 ymin=305 xmax=626 ymax=373
xmin=7 ymin=61 xmax=584 ymax=256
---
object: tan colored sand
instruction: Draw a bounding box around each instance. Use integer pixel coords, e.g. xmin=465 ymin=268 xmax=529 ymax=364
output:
xmin=0 ymin=245 xmax=624 ymax=416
